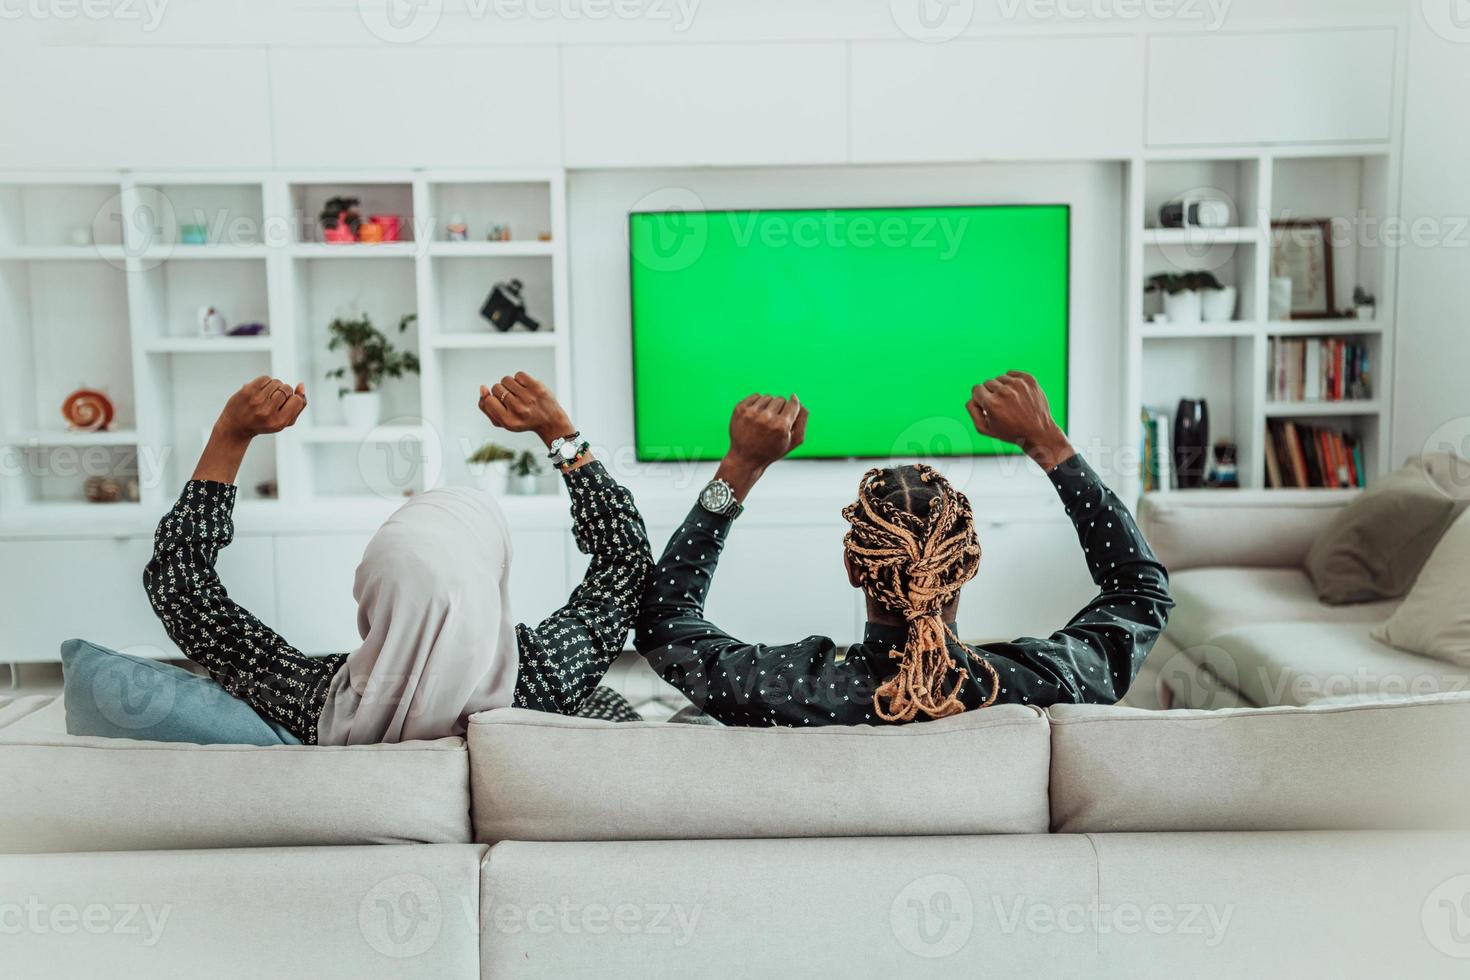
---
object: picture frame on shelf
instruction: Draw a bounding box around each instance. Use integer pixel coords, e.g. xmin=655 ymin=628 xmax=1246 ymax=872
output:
xmin=1270 ymin=219 xmax=1336 ymax=319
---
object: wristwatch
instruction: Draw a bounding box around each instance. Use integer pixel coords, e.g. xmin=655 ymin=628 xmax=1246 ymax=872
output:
xmin=547 ymin=432 xmax=586 ymax=468
xmin=698 ymin=478 xmax=744 ymax=519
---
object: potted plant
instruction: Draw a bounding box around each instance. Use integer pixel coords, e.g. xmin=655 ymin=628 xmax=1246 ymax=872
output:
xmin=1353 ymin=286 xmax=1377 ymax=322
xmin=325 ymin=312 xmax=420 ymax=430
xmin=1146 ymin=271 xmax=1231 ymax=324
xmin=509 ymin=450 xmax=543 ymax=496
xmin=319 ymin=196 xmax=361 ymax=244
xmin=466 ymin=441 xmax=515 ymax=493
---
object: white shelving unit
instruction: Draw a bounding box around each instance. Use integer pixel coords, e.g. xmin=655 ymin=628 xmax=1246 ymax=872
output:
xmin=1123 ymin=146 xmax=1396 ymax=500
xmin=0 ymin=170 xmax=569 ymax=527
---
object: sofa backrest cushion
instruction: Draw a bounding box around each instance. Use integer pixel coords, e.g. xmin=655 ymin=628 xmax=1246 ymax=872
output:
xmin=467 ymin=706 xmax=1051 ymax=842
xmin=0 ymin=735 xmax=472 ymax=853
xmin=1048 ymin=693 xmax=1470 ymax=832
xmin=1137 ymin=493 xmax=1346 ymax=572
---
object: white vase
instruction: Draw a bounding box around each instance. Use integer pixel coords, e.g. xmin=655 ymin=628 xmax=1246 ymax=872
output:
xmin=1162 ymin=289 xmax=1202 ymax=324
xmin=511 ymin=473 xmax=539 ymax=496
xmin=340 ymin=391 xmax=382 ymax=431
xmin=1200 ymin=286 xmax=1238 ymax=323
xmin=467 ymin=461 xmax=510 ymax=494
xmin=1269 ymin=277 xmax=1294 ymax=321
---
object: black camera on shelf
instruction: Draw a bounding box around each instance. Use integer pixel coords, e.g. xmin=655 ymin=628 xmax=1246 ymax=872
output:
xmin=480 ymin=279 xmax=541 ymax=333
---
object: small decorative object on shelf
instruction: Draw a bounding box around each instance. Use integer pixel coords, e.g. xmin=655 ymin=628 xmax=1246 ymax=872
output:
xmin=180 ymin=224 xmax=208 ymax=245
xmin=1173 ymin=398 xmax=1210 ymax=490
xmin=358 ymin=222 xmax=384 ymax=243
xmin=228 ymin=322 xmax=268 ymax=337
xmin=480 ymin=279 xmax=541 ymax=332
xmin=1352 ymin=286 xmax=1376 ymax=322
xmin=254 ymin=479 xmax=279 ymax=500
xmin=509 ymin=450 xmax=543 ymax=495
xmin=446 ymin=215 xmax=469 ymax=241
xmin=68 ymin=226 xmax=91 ymax=246
xmin=1207 ymin=441 xmax=1240 ymax=489
xmin=319 ymin=196 xmax=362 ymax=244
xmin=1146 ymin=271 xmax=1229 ymax=324
xmin=61 ymin=387 xmax=115 ymax=432
xmin=84 ymin=475 xmax=137 ymax=504
xmin=466 ymin=442 xmax=515 ymax=493
xmin=370 ymin=214 xmax=401 ymax=242
xmin=198 ymin=306 xmax=228 ymax=338
xmin=487 ymin=224 xmax=511 ymax=242
xmin=325 ymin=311 xmax=421 ymax=430
xmin=537 ymin=232 xmax=552 ymax=242
xmin=1159 ymin=196 xmax=1230 ymax=230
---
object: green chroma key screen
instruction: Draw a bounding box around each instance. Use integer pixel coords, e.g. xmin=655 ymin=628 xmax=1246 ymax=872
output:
xmin=628 ymin=204 xmax=1070 ymax=461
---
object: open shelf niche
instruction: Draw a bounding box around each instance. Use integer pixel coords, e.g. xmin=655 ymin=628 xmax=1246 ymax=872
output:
xmin=1125 ymin=148 xmax=1395 ymax=500
xmin=0 ymin=170 xmax=570 ymax=527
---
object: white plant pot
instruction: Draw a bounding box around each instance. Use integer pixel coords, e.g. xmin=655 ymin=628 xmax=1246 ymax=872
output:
xmin=340 ymin=391 xmax=382 ymax=431
xmin=1162 ymin=289 xmax=1202 ymax=324
xmin=1200 ymin=286 xmax=1238 ymax=323
xmin=511 ymin=473 xmax=540 ymax=496
xmin=1355 ymin=304 xmax=1376 ymax=323
xmin=467 ymin=461 xmax=510 ymax=494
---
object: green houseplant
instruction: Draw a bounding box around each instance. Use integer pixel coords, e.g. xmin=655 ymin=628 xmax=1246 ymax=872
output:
xmin=509 ymin=449 xmax=543 ymax=496
xmin=466 ymin=441 xmax=516 ymax=493
xmin=325 ymin=312 xmax=420 ymax=429
xmin=1146 ymin=271 xmax=1231 ymax=325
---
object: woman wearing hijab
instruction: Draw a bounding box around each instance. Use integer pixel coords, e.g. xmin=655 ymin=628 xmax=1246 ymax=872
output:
xmin=143 ymin=373 xmax=651 ymax=745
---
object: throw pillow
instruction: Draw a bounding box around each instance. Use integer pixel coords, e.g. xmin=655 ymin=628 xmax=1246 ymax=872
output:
xmin=1373 ymin=508 xmax=1470 ymax=667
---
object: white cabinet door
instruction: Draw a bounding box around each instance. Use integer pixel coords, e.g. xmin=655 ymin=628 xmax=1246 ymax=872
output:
xmin=269 ymin=47 xmax=562 ymax=168
xmin=0 ymin=47 xmax=272 ymax=170
xmin=0 ymin=535 xmax=276 ymax=663
xmin=955 ymin=519 xmax=1095 ymax=645
xmin=1147 ymin=29 xmax=1396 ymax=146
xmin=561 ymin=43 xmax=848 ymax=168
xmin=642 ymin=521 xmax=863 ymax=648
xmin=851 ymin=36 xmax=1143 ymax=163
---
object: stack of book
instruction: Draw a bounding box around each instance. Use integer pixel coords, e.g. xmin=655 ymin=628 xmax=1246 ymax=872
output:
xmin=1141 ymin=407 xmax=1172 ymax=492
xmin=1267 ymin=337 xmax=1372 ymax=403
xmin=1265 ymin=420 xmax=1365 ymax=489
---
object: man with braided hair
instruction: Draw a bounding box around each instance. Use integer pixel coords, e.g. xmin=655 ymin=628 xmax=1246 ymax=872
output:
xmin=634 ymin=372 xmax=1172 ymax=726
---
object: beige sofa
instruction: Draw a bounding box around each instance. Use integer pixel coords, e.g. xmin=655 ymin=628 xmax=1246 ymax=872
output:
xmin=1138 ymin=493 xmax=1470 ymax=709
xmin=4 ymin=690 xmax=1469 ymax=977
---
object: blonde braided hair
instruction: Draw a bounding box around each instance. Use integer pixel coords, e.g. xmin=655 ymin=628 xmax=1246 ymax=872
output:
xmin=842 ymin=465 xmax=999 ymax=722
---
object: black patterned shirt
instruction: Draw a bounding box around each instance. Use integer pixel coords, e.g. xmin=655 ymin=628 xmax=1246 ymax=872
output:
xmin=144 ymin=461 xmax=652 ymax=743
xmin=634 ymin=454 xmax=1172 ymax=726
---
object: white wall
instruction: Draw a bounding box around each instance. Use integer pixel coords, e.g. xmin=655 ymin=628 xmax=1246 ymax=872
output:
xmin=1391 ymin=13 xmax=1470 ymax=465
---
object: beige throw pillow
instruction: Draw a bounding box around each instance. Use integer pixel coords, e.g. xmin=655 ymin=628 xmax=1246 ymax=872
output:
xmin=1304 ymin=454 xmax=1470 ymax=604
xmin=1374 ymin=507 xmax=1470 ymax=667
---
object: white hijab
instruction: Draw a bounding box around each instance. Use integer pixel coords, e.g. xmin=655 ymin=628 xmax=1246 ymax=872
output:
xmin=315 ymin=488 xmax=519 ymax=745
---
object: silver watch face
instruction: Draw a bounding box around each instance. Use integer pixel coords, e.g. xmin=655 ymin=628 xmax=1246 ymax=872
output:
xmin=700 ymin=480 xmax=734 ymax=513
xmin=557 ymin=441 xmax=579 ymax=461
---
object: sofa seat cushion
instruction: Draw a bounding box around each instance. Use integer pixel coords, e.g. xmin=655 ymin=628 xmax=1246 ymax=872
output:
xmin=7 ymin=844 xmax=486 ymax=978
xmin=1197 ymin=621 xmax=1470 ymax=707
xmin=1048 ymin=693 xmax=1470 ymax=833
xmin=467 ymin=705 xmax=1052 ymax=842
xmin=1167 ymin=567 xmax=1399 ymax=651
xmin=0 ymin=723 xmax=472 ymax=852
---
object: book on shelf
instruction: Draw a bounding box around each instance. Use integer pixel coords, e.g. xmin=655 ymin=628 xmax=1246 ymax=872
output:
xmin=1267 ymin=337 xmax=1373 ymax=403
xmin=1140 ymin=407 xmax=1172 ymax=493
xmin=1264 ymin=419 xmax=1365 ymax=489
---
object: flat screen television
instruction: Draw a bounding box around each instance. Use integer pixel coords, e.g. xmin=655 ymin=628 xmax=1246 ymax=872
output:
xmin=628 ymin=203 xmax=1069 ymax=461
